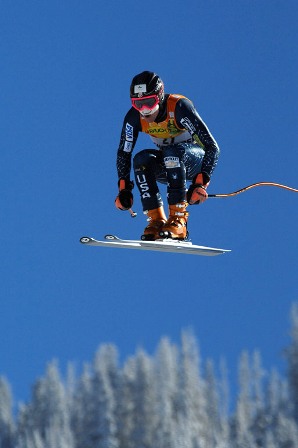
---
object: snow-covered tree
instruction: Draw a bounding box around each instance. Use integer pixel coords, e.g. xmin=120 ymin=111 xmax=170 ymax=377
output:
xmin=204 ymin=359 xmax=223 ymax=447
xmin=177 ymin=330 xmax=208 ymax=447
xmin=272 ymin=412 xmax=298 ymax=448
xmin=3 ymin=303 xmax=298 ymax=447
xmin=81 ymin=345 xmax=119 ymax=448
xmin=231 ymin=351 xmax=257 ymax=448
xmin=155 ymin=337 xmax=179 ymax=448
xmin=130 ymin=349 xmax=157 ymax=448
xmin=16 ymin=361 xmax=74 ymax=448
xmin=250 ymin=351 xmax=267 ymax=447
xmin=70 ymin=363 xmax=93 ymax=448
xmin=286 ymin=303 xmax=298 ymax=423
xmin=116 ymin=357 xmax=136 ymax=448
xmin=15 ymin=429 xmax=45 ymax=448
xmin=218 ymin=358 xmax=230 ymax=445
xmin=0 ymin=376 xmax=14 ymax=448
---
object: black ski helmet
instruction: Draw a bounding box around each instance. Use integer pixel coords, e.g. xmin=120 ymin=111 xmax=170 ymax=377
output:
xmin=130 ymin=71 xmax=164 ymax=102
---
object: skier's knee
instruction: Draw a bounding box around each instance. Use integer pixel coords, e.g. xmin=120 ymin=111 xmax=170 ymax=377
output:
xmin=162 ymin=146 xmax=183 ymax=170
xmin=133 ymin=150 xmax=155 ymax=171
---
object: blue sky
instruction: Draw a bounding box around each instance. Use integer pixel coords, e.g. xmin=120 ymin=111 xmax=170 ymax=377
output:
xmin=1 ymin=0 xmax=297 ymax=408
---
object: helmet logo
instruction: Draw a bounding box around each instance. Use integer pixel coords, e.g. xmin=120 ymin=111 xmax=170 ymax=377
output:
xmin=134 ymin=84 xmax=147 ymax=96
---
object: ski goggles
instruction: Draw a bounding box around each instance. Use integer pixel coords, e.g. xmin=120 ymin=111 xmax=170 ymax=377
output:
xmin=131 ymin=94 xmax=159 ymax=112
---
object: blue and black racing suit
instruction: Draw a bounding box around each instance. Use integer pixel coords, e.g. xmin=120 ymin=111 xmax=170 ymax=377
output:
xmin=116 ymin=94 xmax=220 ymax=211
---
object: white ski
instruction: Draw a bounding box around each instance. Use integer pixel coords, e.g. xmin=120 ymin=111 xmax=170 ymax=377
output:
xmin=80 ymin=235 xmax=231 ymax=256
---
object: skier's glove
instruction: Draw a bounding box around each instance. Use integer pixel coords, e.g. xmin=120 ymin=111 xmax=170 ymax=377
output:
xmin=115 ymin=179 xmax=134 ymax=211
xmin=187 ymin=173 xmax=210 ymax=205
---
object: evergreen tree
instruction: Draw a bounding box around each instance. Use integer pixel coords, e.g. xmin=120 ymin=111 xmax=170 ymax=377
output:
xmin=272 ymin=412 xmax=298 ymax=448
xmin=287 ymin=303 xmax=298 ymax=423
xmin=116 ymin=357 xmax=136 ymax=448
xmin=15 ymin=429 xmax=45 ymax=448
xmin=177 ymin=330 xmax=208 ymax=447
xmin=264 ymin=430 xmax=276 ymax=448
xmin=0 ymin=376 xmax=14 ymax=448
xmin=204 ymin=359 xmax=223 ymax=447
xmin=130 ymin=349 xmax=156 ymax=448
xmin=250 ymin=351 xmax=267 ymax=447
xmin=218 ymin=358 xmax=230 ymax=446
xmin=3 ymin=302 xmax=298 ymax=447
xmin=84 ymin=346 xmax=119 ymax=448
xmin=232 ymin=351 xmax=257 ymax=448
xmin=16 ymin=361 xmax=74 ymax=448
xmin=155 ymin=337 xmax=178 ymax=448
xmin=71 ymin=363 xmax=94 ymax=448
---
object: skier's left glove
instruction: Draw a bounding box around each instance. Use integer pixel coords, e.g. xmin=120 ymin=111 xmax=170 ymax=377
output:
xmin=187 ymin=173 xmax=210 ymax=205
xmin=115 ymin=178 xmax=134 ymax=211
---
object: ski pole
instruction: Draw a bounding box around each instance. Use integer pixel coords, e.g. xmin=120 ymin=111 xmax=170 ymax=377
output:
xmin=208 ymin=181 xmax=298 ymax=198
xmin=129 ymin=182 xmax=297 ymax=214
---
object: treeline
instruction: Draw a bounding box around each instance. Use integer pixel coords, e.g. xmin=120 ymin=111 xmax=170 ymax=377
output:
xmin=1 ymin=304 xmax=298 ymax=448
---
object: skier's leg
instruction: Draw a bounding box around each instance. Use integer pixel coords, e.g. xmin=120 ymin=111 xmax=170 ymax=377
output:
xmin=159 ymin=143 xmax=205 ymax=240
xmin=158 ymin=145 xmax=188 ymax=239
xmin=181 ymin=143 xmax=205 ymax=181
xmin=133 ymin=149 xmax=167 ymax=240
xmin=162 ymin=145 xmax=187 ymax=205
xmin=182 ymin=143 xmax=209 ymax=204
xmin=133 ymin=149 xmax=164 ymax=210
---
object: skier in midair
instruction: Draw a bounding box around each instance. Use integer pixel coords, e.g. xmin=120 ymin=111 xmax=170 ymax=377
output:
xmin=115 ymin=71 xmax=220 ymax=240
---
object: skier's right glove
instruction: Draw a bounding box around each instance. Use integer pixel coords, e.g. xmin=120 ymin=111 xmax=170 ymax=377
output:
xmin=115 ymin=178 xmax=134 ymax=211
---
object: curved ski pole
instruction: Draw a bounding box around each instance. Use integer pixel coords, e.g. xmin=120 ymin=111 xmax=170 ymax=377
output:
xmin=208 ymin=182 xmax=298 ymax=198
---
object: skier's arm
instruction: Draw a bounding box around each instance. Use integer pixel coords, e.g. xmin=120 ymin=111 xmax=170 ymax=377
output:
xmin=175 ymin=98 xmax=220 ymax=184
xmin=115 ymin=108 xmax=140 ymax=211
xmin=116 ymin=108 xmax=140 ymax=181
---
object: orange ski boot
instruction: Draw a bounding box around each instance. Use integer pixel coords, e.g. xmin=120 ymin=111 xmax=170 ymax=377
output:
xmin=141 ymin=206 xmax=167 ymax=241
xmin=159 ymin=202 xmax=189 ymax=240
